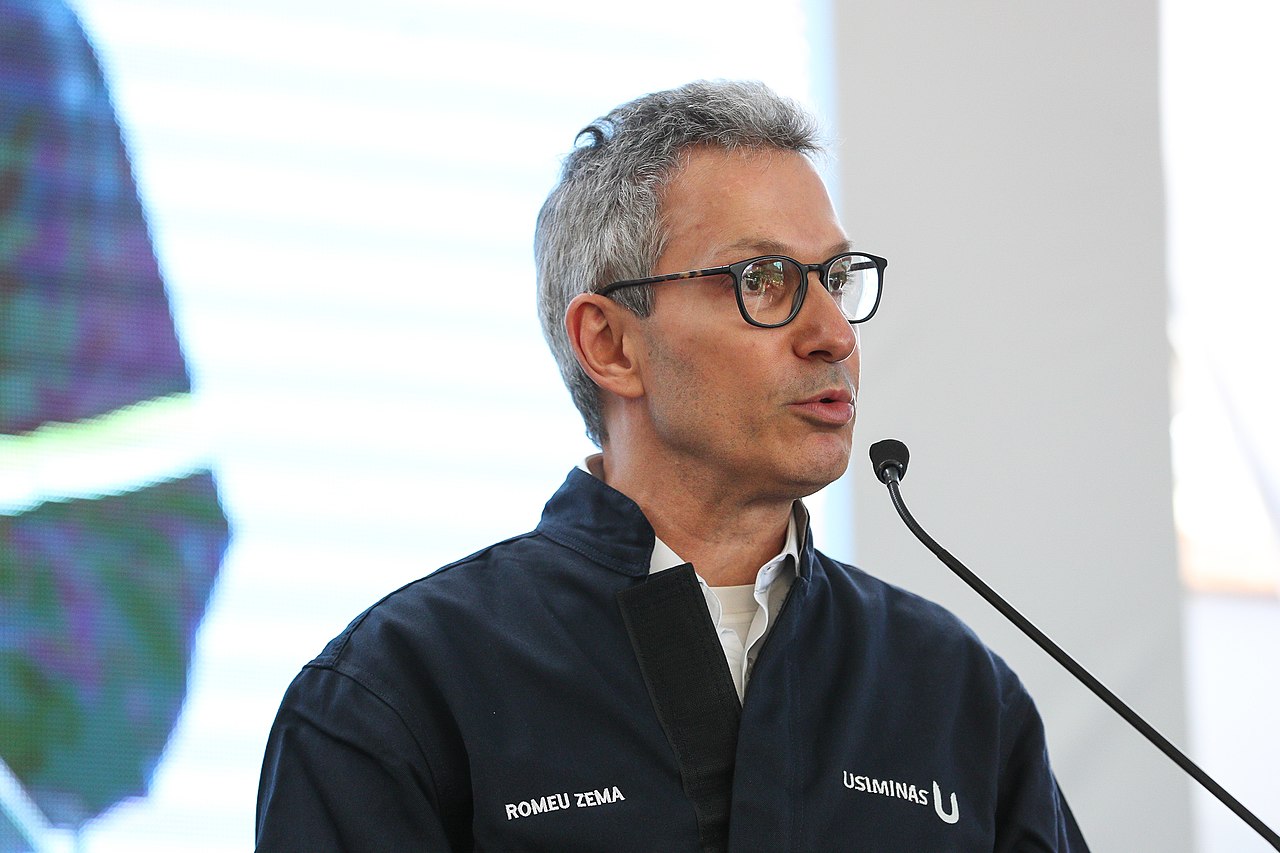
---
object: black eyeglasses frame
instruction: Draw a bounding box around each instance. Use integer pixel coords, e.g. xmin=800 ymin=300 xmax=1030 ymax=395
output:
xmin=594 ymin=251 xmax=887 ymax=328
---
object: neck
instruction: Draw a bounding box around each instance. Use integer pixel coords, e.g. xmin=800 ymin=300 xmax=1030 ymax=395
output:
xmin=598 ymin=448 xmax=794 ymax=587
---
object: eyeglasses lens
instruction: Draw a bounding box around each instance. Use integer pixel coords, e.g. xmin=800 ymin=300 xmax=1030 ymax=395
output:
xmin=828 ymin=254 xmax=879 ymax=323
xmin=739 ymin=254 xmax=880 ymax=325
xmin=740 ymin=259 xmax=805 ymax=325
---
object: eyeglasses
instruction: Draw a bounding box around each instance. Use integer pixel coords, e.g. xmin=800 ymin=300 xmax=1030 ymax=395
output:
xmin=596 ymin=251 xmax=886 ymax=328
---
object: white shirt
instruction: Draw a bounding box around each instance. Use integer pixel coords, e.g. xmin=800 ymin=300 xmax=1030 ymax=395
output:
xmin=581 ymin=456 xmax=798 ymax=701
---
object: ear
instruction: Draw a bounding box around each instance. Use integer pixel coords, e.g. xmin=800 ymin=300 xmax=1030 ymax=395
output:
xmin=564 ymin=293 xmax=646 ymax=400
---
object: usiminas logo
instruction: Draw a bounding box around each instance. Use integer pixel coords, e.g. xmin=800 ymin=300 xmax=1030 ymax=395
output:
xmin=842 ymin=772 xmax=960 ymax=825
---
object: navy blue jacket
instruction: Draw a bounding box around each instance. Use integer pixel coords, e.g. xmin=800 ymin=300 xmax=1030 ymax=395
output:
xmin=256 ymin=469 xmax=1087 ymax=851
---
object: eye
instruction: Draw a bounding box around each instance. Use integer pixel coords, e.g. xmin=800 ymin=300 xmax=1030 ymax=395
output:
xmin=741 ymin=260 xmax=787 ymax=296
xmin=738 ymin=259 xmax=805 ymax=324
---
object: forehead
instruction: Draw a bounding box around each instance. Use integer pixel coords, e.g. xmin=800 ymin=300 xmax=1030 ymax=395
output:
xmin=657 ymin=146 xmax=847 ymax=266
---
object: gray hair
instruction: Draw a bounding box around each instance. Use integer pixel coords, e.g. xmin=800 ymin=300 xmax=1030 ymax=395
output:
xmin=534 ymin=80 xmax=823 ymax=446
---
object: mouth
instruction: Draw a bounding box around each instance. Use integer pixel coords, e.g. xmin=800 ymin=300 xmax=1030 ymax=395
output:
xmin=801 ymin=388 xmax=854 ymax=406
xmin=791 ymin=388 xmax=856 ymax=426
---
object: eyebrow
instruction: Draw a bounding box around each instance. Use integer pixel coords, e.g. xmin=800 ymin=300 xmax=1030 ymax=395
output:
xmin=717 ymin=237 xmax=857 ymax=260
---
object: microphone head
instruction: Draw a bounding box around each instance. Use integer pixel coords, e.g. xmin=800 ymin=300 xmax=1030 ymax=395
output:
xmin=869 ymin=439 xmax=910 ymax=484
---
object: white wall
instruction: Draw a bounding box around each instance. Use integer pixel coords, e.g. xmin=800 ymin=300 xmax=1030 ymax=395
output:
xmin=833 ymin=2 xmax=1191 ymax=850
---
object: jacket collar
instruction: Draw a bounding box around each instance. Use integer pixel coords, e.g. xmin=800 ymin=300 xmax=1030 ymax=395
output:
xmin=537 ymin=469 xmax=655 ymax=577
xmin=537 ymin=468 xmax=817 ymax=580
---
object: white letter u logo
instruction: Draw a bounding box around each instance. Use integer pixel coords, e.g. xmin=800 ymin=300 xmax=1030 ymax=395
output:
xmin=932 ymin=781 xmax=959 ymax=825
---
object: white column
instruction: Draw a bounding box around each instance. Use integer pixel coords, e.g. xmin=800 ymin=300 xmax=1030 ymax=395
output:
xmin=834 ymin=2 xmax=1191 ymax=850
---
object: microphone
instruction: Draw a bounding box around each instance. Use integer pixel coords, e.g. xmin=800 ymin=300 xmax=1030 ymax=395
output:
xmin=869 ymin=438 xmax=908 ymax=484
xmin=867 ymin=439 xmax=1280 ymax=851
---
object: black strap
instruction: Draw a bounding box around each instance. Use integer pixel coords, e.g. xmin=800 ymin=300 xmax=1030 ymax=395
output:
xmin=617 ymin=565 xmax=741 ymax=853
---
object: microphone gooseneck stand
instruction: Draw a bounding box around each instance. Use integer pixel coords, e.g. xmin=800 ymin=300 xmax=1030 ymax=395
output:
xmin=868 ymin=439 xmax=1280 ymax=851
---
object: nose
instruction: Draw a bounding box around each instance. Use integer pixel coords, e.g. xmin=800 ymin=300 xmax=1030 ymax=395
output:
xmin=791 ymin=271 xmax=858 ymax=363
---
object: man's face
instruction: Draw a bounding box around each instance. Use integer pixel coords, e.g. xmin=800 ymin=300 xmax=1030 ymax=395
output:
xmin=632 ymin=146 xmax=859 ymax=502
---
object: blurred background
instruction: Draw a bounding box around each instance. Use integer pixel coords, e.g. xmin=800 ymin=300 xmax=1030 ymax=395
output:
xmin=0 ymin=0 xmax=1275 ymax=850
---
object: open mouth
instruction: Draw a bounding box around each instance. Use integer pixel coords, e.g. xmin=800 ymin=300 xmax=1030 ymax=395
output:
xmin=807 ymin=389 xmax=852 ymax=406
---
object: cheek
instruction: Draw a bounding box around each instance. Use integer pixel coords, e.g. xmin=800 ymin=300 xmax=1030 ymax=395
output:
xmin=640 ymin=314 xmax=788 ymax=430
xmin=641 ymin=335 xmax=712 ymax=423
xmin=653 ymin=352 xmax=765 ymax=438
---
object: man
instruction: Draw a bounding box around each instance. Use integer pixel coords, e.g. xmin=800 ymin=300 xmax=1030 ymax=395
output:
xmin=256 ymin=80 xmax=1088 ymax=851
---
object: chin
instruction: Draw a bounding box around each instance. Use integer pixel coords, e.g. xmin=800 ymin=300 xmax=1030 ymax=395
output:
xmin=781 ymin=447 xmax=853 ymax=499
